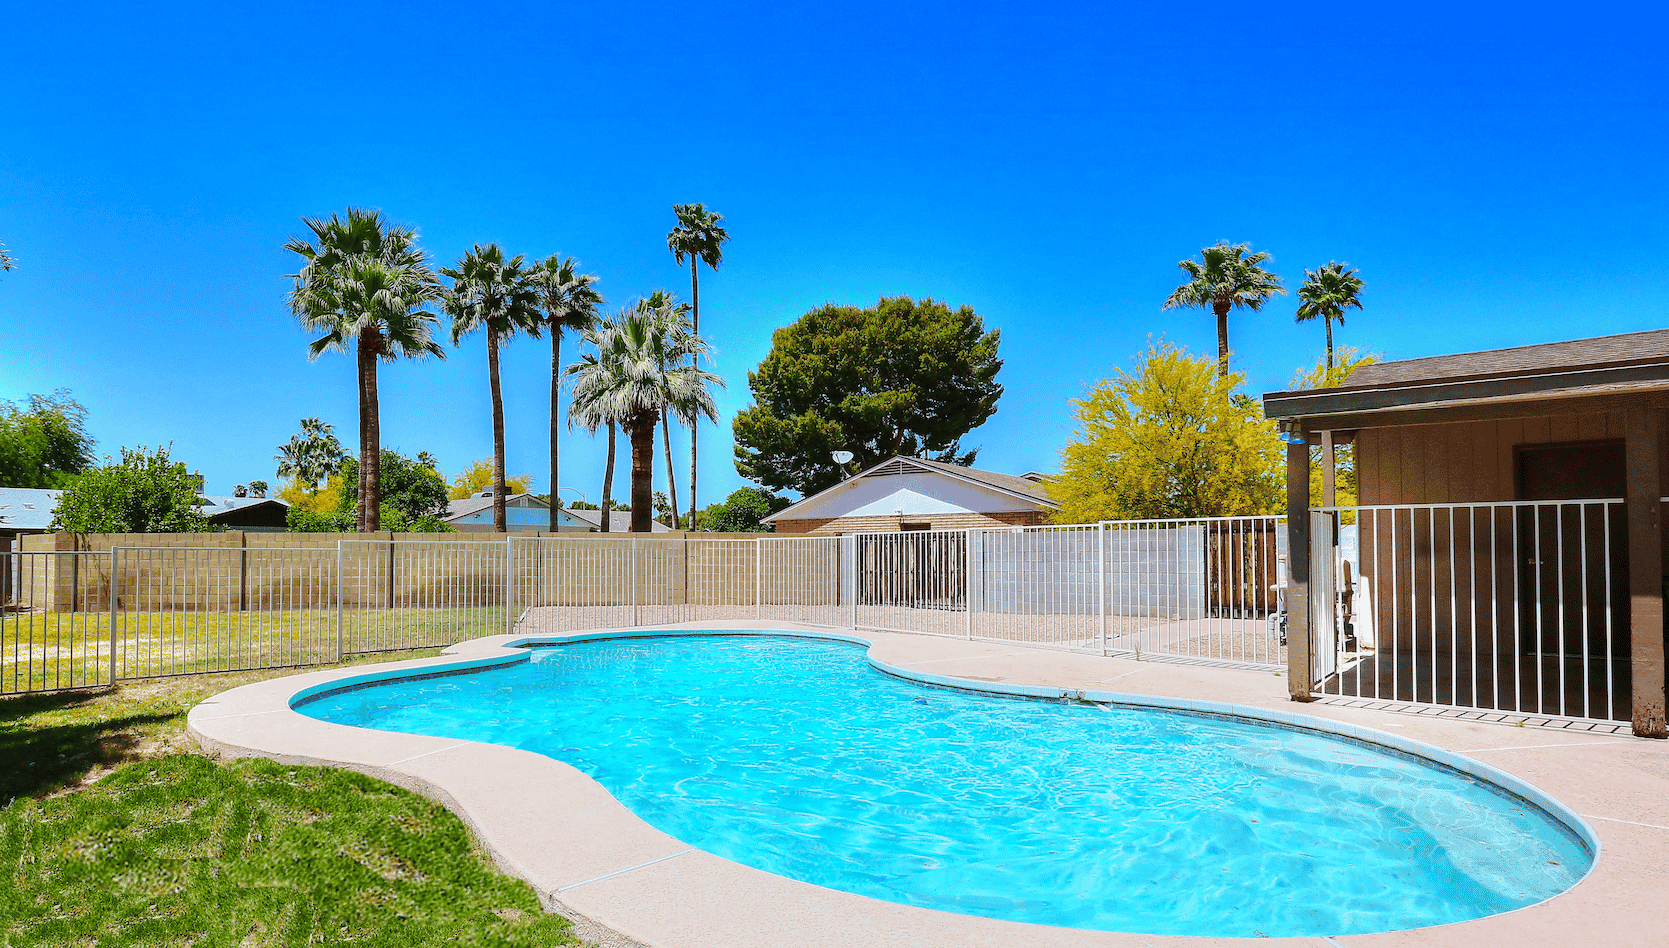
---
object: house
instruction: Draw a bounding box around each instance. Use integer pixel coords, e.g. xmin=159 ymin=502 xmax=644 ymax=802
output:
xmin=1263 ymin=328 xmax=1669 ymax=737
xmin=561 ymin=507 xmax=673 ymax=534
xmin=763 ymin=456 xmax=1059 ymax=535
xmin=0 ymin=487 xmax=59 ymax=542
xmin=0 ymin=487 xmax=289 ymax=538
xmin=442 ymin=491 xmax=672 ymax=533
xmin=194 ymin=495 xmax=290 ymax=531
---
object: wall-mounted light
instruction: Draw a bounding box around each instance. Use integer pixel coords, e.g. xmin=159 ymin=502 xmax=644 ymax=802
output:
xmin=1277 ymin=419 xmax=1308 ymax=445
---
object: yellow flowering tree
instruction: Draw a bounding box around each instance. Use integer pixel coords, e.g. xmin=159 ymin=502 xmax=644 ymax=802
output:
xmin=1046 ymin=342 xmax=1284 ymax=522
xmin=1290 ymin=347 xmax=1380 ymax=507
xmin=448 ymin=459 xmax=534 ymax=500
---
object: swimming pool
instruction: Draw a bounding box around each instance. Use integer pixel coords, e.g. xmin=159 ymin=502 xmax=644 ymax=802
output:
xmin=295 ymin=633 xmax=1592 ymax=937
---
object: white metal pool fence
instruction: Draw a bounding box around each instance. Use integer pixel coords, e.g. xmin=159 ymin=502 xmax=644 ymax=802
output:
xmin=1 ymin=516 xmax=1286 ymax=695
xmin=1307 ymin=500 xmax=1632 ymax=724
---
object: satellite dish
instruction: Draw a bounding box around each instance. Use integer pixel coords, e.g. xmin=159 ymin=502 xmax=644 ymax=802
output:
xmin=831 ymin=450 xmax=854 ymax=465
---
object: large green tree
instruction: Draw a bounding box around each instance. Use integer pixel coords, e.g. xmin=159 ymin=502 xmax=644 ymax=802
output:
xmin=51 ymin=445 xmax=212 ymax=533
xmin=666 ymin=203 xmax=729 ymax=523
xmin=1295 ymin=262 xmax=1366 ymax=370
xmin=312 ymin=449 xmax=451 ymax=531
xmin=1163 ymin=242 xmax=1286 ymax=377
xmin=285 ymin=208 xmax=445 ymax=532
xmin=442 ymin=244 xmax=545 ymax=534
xmin=0 ymin=391 xmax=95 ymax=488
xmin=567 ymin=298 xmax=722 ymax=533
xmin=530 ymin=255 xmax=604 ymax=532
xmin=692 ymin=486 xmax=791 ymax=533
xmin=1046 ymin=342 xmax=1283 ymax=522
xmin=733 ymin=295 xmax=1003 ymax=497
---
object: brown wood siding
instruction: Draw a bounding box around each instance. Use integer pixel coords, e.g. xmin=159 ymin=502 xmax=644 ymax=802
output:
xmin=1349 ymin=410 xmax=1654 ymax=663
xmin=1356 ymin=411 xmax=1630 ymax=506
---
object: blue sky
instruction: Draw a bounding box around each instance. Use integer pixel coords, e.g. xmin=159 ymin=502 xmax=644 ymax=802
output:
xmin=2 ymin=2 xmax=1664 ymax=505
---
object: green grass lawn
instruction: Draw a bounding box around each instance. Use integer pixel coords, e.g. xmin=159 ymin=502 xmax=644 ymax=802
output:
xmin=0 ymin=658 xmax=578 ymax=947
xmin=1 ymin=607 xmax=506 ymax=694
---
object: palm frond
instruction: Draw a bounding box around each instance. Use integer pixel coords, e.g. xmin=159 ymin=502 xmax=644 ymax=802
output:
xmin=283 ymin=206 xmax=445 ymax=363
xmin=1295 ymin=261 xmax=1365 ymax=325
xmin=1162 ymin=241 xmax=1287 ymax=313
xmin=442 ymin=243 xmax=546 ymax=348
xmin=667 ymin=203 xmax=730 ymax=271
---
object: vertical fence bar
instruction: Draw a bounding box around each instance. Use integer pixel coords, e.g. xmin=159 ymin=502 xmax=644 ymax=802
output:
xmin=335 ymin=542 xmax=344 ymax=662
xmin=1098 ymin=522 xmax=1107 ymax=656
xmin=505 ymin=538 xmax=515 ymax=636
xmin=108 ymin=548 xmax=119 ymax=686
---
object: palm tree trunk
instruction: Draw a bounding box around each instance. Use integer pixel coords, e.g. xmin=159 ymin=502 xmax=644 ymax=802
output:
xmin=600 ymin=422 xmax=616 ymax=533
xmin=1325 ymin=318 xmax=1335 ymax=371
xmin=488 ymin=332 xmax=507 ymax=533
xmin=630 ymin=414 xmax=656 ymax=533
xmin=662 ymin=411 xmax=680 ymax=529
xmin=357 ymin=328 xmax=382 ymax=532
xmin=549 ymin=330 xmax=562 ymax=532
xmin=1214 ymin=302 xmax=1231 ymax=378
xmin=689 ymin=256 xmax=699 ymax=526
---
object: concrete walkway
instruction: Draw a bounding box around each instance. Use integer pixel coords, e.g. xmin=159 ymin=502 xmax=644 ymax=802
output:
xmin=187 ymin=622 xmax=1669 ymax=948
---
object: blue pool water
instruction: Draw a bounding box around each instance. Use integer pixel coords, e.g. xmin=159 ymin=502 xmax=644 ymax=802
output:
xmin=296 ymin=634 xmax=1591 ymax=937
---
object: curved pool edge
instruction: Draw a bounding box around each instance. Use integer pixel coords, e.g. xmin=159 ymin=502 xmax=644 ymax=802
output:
xmin=188 ymin=623 xmax=1621 ymax=948
xmin=861 ymin=652 xmax=1603 ymax=867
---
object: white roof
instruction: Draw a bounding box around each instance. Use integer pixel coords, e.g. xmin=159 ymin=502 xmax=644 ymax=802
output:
xmin=764 ymin=456 xmax=1058 ymax=524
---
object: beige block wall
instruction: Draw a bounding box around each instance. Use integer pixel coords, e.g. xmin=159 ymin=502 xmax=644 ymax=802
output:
xmin=514 ymin=534 xmax=839 ymax=608
xmin=13 ymin=531 xmax=822 ymax=613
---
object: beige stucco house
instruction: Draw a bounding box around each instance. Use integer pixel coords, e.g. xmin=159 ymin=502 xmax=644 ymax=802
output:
xmin=763 ymin=456 xmax=1058 ymax=535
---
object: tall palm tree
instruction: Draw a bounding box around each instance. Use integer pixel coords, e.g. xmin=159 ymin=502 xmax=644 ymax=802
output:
xmin=569 ymin=299 xmax=723 ymax=533
xmin=275 ymin=417 xmax=346 ymax=490
xmin=1163 ymin=241 xmax=1286 ymax=377
xmin=642 ymin=290 xmax=695 ymax=530
xmin=567 ymin=321 xmax=620 ymax=532
xmin=1295 ymin=262 xmax=1365 ymax=370
xmin=666 ymin=203 xmax=729 ymax=525
xmin=285 ymin=207 xmax=444 ymax=531
xmin=441 ymin=244 xmax=544 ymax=533
xmin=531 ymin=255 xmax=604 ymax=531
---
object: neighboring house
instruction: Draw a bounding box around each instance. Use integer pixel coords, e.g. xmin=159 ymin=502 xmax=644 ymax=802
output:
xmin=0 ymin=487 xmax=59 ymax=541
xmin=561 ymin=507 xmax=673 ymax=534
xmin=763 ymin=456 xmax=1059 ymax=535
xmin=195 ymin=495 xmax=290 ymax=531
xmin=1262 ymin=327 xmax=1669 ymax=736
xmin=442 ymin=490 xmax=649 ymax=533
xmin=0 ymin=488 xmax=288 ymax=538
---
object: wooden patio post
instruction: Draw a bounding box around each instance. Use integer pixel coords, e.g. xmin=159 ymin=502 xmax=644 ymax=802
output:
xmin=1286 ymin=433 xmax=1313 ymax=701
xmin=1321 ymin=430 xmax=1336 ymax=508
xmin=1626 ymin=407 xmax=1667 ymax=738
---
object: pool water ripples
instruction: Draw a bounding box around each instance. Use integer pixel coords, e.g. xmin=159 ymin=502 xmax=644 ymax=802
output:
xmin=296 ymin=634 xmax=1590 ymax=937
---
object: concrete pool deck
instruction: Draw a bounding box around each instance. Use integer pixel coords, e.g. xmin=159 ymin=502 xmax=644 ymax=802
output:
xmin=187 ymin=622 xmax=1669 ymax=948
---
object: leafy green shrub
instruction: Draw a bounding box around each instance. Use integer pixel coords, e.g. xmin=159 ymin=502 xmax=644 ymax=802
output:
xmin=51 ymin=445 xmax=215 ymax=533
xmin=692 ymin=487 xmax=791 ymax=532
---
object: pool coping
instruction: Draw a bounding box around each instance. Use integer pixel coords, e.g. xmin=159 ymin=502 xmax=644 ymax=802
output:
xmin=188 ymin=622 xmax=1663 ymax=948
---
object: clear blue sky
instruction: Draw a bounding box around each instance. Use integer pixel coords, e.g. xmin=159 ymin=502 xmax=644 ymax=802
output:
xmin=2 ymin=2 xmax=1664 ymax=504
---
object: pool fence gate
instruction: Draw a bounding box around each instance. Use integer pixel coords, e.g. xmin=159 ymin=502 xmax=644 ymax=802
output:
xmin=1305 ymin=499 xmax=1632 ymax=726
xmin=2 ymin=517 xmax=1288 ymax=696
